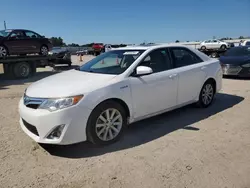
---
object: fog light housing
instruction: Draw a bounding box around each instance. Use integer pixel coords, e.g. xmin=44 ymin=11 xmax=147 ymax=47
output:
xmin=47 ymin=124 xmax=65 ymax=139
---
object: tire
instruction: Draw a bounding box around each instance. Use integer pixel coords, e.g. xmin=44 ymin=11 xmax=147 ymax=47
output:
xmin=0 ymin=45 xmax=8 ymax=57
xmin=211 ymin=52 xmax=217 ymax=58
xmin=201 ymin=46 xmax=206 ymax=50
xmin=12 ymin=62 xmax=31 ymax=79
xmin=86 ymin=101 xmax=127 ymax=145
xmin=196 ymin=80 xmax=215 ymax=108
xmin=40 ymin=45 xmax=49 ymax=55
xmin=220 ymin=45 xmax=226 ymax=50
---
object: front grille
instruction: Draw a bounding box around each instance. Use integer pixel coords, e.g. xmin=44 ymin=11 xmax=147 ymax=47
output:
xmin=26 ymin=104 xmax=40 ymax=109
xmin=23 ymin=94 xmax=46 ymax=109
xmin=22 ymin=119 xmax=39 ymax=136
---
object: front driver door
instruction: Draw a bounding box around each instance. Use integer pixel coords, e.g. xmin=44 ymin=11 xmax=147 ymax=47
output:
xmin=4 ymin=30 xmax=27 ymax=54
xmin=128 ymin=48 xmax=178 ymax=119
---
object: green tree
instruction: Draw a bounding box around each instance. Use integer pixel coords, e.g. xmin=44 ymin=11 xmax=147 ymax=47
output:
xmin=175 ymin=40 xmax=179 ymax=43
xmin=50 ymin=37 xmax=65 ymax=46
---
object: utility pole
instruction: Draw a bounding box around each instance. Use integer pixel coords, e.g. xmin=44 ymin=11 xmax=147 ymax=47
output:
xmin=4 ymin=21 xmax=7 ymax=30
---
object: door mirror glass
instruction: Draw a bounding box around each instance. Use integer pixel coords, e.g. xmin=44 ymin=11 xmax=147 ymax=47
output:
xmin=136 ymin=66 xmax=153 ymax=76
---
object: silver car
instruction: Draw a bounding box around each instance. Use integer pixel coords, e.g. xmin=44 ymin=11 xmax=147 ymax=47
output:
xmin=200 ymin=39 xmax=230 ymax=50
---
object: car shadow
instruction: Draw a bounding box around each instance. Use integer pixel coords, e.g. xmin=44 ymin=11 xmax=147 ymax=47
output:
xmin=41 ymin=93 xmax=244 ymax=159
xmin=0 ymin=65 xmax=80 ymax=90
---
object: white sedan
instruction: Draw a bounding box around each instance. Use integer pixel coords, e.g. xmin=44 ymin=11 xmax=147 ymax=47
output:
xmin=19 ymin=44 xmax=222 ymax=145
xmin=200 ymin=39 xmax=230 ymax=50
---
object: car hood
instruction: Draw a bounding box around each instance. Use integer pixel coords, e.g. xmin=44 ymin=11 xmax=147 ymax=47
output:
xmin=219 ymin=56 xmax=250 ymax=65
xmin=26 ymin=70 xmax=117 ymax=98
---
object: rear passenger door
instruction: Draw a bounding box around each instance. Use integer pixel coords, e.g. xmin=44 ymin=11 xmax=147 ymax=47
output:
xmin=169 ymin=47 xmax=207 ymax=105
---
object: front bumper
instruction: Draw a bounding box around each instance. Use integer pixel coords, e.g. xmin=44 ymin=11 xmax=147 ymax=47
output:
xmin=221 ymin=64 xmax=250 ymax=77
xmin=18 ymin=98 xmax=92 ymax=145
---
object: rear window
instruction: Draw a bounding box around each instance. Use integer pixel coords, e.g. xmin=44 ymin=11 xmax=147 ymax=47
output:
xmin=224 ymin=47 xmax=250 ymax=56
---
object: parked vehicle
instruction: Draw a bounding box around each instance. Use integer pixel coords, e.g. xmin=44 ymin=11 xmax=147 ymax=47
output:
xmin=0 ymin=29 xmax=52 ymax=57
xmin=200 ymin=39 xmax=230 ymax=50
xmin=220 ymin=46 xmax=250 ymax=77
xmin=92 ymin=43 xmax=104 ymax=56
xmin=76 ymin=49 xmax=88 ymax=56
xmin=19 ymin=44 xmax=222 ymax=145
xmin=48 ymin=47 xmax=72 ymax=66
xmin=240 ymin=40 xmax=250 ymax=46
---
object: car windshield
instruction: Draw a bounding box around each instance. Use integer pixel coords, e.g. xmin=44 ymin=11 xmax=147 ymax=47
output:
xmin=0 ymin=30 xmax=11 ymax=37
xmin=224 ymin=47 xmax=250 ymax=56
xmin=80 ymin=50 xmax=145 ymax=75
xmin=246 ymin=41 xmax=250 ymax=46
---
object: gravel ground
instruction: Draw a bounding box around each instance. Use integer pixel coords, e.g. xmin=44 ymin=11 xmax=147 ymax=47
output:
xmin=0 ymin=55 xmax=250 ymax=188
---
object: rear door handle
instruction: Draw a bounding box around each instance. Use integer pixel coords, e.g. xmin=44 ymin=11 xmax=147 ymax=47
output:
xmin=169 ymin=74 xmax=177 ymax=79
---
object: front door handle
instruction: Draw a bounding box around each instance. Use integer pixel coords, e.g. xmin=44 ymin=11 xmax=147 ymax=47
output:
xmin=169 ymin=74 xmax=177 ymax=79
xmin=201 ymin=66 xmax=206 ymax=70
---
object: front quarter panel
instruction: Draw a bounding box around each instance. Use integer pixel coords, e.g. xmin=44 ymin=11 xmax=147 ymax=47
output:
xmin=79 ymin=79 xmax=133 ymax=117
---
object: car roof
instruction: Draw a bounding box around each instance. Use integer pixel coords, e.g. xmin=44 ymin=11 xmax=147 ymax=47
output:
xmin=115 ymin=43 xmax=195 ymax=50
xmin=4 ymin=29 xmax=34 ymax=32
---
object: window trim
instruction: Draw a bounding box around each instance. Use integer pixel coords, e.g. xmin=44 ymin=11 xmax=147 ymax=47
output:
xmin=169 ymin=47 xmax=204 ymax=68
xmin=130 ymin=48 xmax=173 ymax=77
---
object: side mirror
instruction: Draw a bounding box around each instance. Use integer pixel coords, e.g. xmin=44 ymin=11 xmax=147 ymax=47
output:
xmin=135 ymin=66 xmax=153 ymax=76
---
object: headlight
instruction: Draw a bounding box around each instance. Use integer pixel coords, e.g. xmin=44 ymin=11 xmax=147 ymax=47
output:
xmin=242 ymin=63 xmax=250 ymax=68
xmin=39 ymin=95 xmax=83 ymax=111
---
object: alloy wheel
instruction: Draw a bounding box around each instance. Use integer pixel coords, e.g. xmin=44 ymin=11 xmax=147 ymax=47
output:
xmin=0 ymin=46 xmax=7 ymax=57
xmin=41 ymin=46 xmax=48 ymax=55
xmin=95 ymin=108 xmax=123 ymax=141
xmin=201 ymin=84 xmax=214 ymax=105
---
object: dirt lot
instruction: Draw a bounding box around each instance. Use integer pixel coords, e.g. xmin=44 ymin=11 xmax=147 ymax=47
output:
xmin=0 ymin=55 xmax=250 ymax=188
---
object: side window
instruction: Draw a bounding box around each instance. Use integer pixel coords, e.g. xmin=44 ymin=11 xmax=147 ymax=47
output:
xmin=213 ymin=40 xmax=218 ymax=43
xmin=139 ymin=49 xmax=172 ymax=73
xmin=9 ymin=31 xmax=25 ymax=39
xmin=25 ymin=31 xmax=39 ymax=38
xmin=170 ymin=48 xmax=203 ymax=68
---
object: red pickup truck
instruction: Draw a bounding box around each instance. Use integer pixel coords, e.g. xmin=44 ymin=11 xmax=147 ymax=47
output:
xmin=92 ymin=43 xmax=104 ymax=56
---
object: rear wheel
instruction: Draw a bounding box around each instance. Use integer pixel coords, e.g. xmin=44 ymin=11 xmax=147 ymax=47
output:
xmin=86 ymin=101 xmax=127 ymax=145
xmin=211 ymin=52 xmax=217 ymax=58
xmin=0 ymin=45 xmax=8 ymax=57
xmin=196 ymin=80 xmax=215 ymax=108
xmin=40 ymin=45 xmax=49 ymax=55
xmin=12 ymin=62 xmax=32 ymax=79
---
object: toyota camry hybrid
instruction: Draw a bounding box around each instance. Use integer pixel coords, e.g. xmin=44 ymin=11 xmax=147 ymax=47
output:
xmin=19 ymin=44 xmax=222 ymax=145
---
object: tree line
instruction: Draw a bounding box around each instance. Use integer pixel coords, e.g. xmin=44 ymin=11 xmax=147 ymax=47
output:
xmin=49 ymin=37 xmax=127 ymax=47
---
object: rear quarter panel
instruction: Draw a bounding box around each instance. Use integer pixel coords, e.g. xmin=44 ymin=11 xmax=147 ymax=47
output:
xmin=204 ymin=59 xmax=223 ymax=93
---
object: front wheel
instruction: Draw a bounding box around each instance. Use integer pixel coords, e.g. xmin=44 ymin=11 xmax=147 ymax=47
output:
xmin=220 ymin=45 xmax=226 ymax=50
xmin=201 ymin=46 xmax=206 ymax=50
xmin=196 ymin=81 xmax=215 ymax=108
xmin=86 ymin=101 xmax=127 ymax=145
